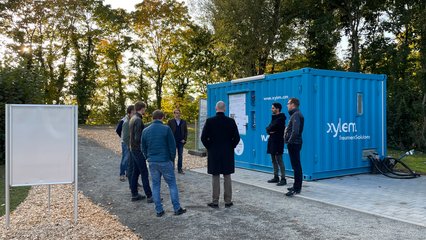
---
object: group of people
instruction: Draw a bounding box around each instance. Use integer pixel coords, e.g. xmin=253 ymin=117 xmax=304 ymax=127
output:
xmin=265 ymin=98 xmax=304 ymax=196
xmin=200 ymin=97 xmax=304 ymax=203
xmin=116 ymin=102 xmax=187 ymax=217
xmin=115 ymin=97 xmax=304 ymax=217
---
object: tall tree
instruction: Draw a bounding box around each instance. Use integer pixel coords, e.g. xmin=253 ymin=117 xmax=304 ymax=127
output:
xmin=68 ymin=0 xmax=103 ymax=124
xmin=298 ymin=0 xmax=341 ymax=69
xmin=132 ymin=0 xmax=191 ymax=109
xmin=207 ymin=0 xmax=290 ymax=77
xmin=96 ymin=5 xmax=132 ymax=122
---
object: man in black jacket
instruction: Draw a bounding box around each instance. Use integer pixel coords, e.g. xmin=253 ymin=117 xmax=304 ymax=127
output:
xmin=266 ymin=102 xmax=287 ymax=186
xmin=129 ymin=101 xmax=153 ymax=202
xmin=284 ymin=98 xmax=304 ymax=196
xmin=167 ymin=109 xmax=188 ymax=174
xmin=201 ymin=101 xmax=240 ymax=208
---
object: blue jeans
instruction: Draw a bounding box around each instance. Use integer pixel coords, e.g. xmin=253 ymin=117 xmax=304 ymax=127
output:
xmin=130 ymin=150 xmax=152 ymax=198
xmin=149 ymin=161 xmax=181 ymax=213
xmin=175 ymin=142 xmax=184 ymax=171
xmin=120 ymin=142 xmax=130 ymax=176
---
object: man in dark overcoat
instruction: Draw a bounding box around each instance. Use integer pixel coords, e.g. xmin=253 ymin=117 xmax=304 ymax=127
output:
xmin=167 ymin=109 xmax=188 ymax=174
xmin=201 ymin=101 xmax=240 ymax=208
xmin=266 ymin=102 xmax=287 ymax=186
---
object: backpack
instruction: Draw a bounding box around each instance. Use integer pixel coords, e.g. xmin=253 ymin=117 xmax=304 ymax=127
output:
xmin=115 ymin=118 xmax=124 ymax=137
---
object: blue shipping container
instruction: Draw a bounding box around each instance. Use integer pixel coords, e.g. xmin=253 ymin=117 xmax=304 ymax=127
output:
xmin=206 ymin=68 xmax=387 ymax=180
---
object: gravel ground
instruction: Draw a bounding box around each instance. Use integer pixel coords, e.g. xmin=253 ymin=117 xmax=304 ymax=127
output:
xmin=78 ymin=126 xmax=425 ymax=240
xmin=78 ymin=125 xmax=207 ymax=170
xmin=0 ymin=125 xmax=205 ymax=240
xmin=0 ymin=185 xmax=138 ymax=239
xmin=3 ymin=126 xmax=425 ymax=239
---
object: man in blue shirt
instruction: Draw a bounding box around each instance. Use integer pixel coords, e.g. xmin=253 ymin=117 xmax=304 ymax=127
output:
xmin=142 ymin=110 xmax=187 ymax=217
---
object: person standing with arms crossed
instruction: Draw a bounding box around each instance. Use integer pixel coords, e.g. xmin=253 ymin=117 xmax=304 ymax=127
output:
xmin=167 ymin=109 xmax=188 ymax=174
xmin=129 ymin=101 xmax=153 ymax=202
xmin=266 ymin=102 xmax=287 ymax=186
xmin=142 ymin=110 xmax=187 ymax=217
xmin=201 ymin=101 xmax=240 ymax=208
xmin=284 ymin=98 xmax=304 ymax=197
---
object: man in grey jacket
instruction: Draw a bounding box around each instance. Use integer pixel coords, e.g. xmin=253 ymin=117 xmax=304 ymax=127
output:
xmin=120 ymin=105 xmax=134 ymax=182
xmin=142 ymin=110 xmax=186 ymax=217
xmin=284 ymin=98 xmax=304 ymax=197
xmin=129 ymin=101 xmax=152 ymax=202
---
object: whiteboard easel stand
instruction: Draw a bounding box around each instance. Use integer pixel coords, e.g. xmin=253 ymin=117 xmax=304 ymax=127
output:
xmin=5 ymin=105 xmax=78 ymax=228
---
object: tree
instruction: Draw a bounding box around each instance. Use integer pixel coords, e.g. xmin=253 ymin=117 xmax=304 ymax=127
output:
xmin=68 ymin=0 xmax=103 ymax=124
xmin=95 ymin=5 xmax=132 ymax=123
xmin=132 ymin=0 xmax=191 ymax=109
xmin=207 ymin=0 xmax=292 ymax=77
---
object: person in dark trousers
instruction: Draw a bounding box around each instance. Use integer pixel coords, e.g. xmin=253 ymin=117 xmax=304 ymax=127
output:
xmin=201 ymin=101 xmax=240 ymax=208
xmin=129 ymin=101 xmax=153 ymax=202
xmin=142 ymin=110 xmax=186 ymax=217
xmin=120 ymin=105 xmax=135 ymax=182
xmin=284 ymin=98 xmax=304 ymax=197
xmin=167 ymin=109 xmax=188 ymax=174
xmin=266 ymin=102 xmax=287 ymax=186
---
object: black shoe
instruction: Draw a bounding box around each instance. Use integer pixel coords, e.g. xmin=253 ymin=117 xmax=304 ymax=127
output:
xmin=207 ymin=202 xmax=219 ymax=208
xmin=267 ymin=176 xmax=279 ymax=183
xmin=178 ymin=170 xmax=185 ymax=174
xmin=225 ymin=202 xmax=233 ymax=208
xmin=174 ymin=208 xmax=187 ymax=215
xmin=287 ymin=187 xmax=294 ymax=191
xmin=156 ymin=211 xmax=165 ymax=217
xmin=131 ymin=194 xmax=146 ymax=202
xmin=276 ymin=178 xmax=287 ymax=186
xmin=147 ymin=197 xmax=153 ymax=203
xmin=285 ymin=189 xmax=301 ymax=197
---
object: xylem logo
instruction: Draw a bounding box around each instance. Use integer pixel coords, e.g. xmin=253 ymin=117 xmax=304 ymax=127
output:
xmin=326 ymin=118 xmax=357 ymax=138
xmin=261 ymin=135 xmax=269 ymax=142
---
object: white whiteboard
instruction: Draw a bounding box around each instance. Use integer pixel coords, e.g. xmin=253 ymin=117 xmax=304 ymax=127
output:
xmin=7 ymin=105 xmax=77 ymax=186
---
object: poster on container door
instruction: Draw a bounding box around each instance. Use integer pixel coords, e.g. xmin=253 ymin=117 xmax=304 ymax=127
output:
xmin=228 ymin=93 xmax=247 ymax=135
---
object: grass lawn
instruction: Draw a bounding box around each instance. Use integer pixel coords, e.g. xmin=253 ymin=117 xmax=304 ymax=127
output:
xmin=0 ymin=164 xmax=30 ymax=216
xmin=185 ymin=125 xmax=196 ymax=150
xmin=387 ymin=149 xmax=426 ymax=174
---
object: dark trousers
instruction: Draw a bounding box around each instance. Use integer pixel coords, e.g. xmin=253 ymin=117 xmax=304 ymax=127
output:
xmin=175 ymin=142 xmax=184 ymax=171
xmin=130 ymin=150 xmax=152 ymax=198
xmin=288 ymin=143 xmax=303 ymax=191
xmin=270 ymin=154 xmax=285 ymax=178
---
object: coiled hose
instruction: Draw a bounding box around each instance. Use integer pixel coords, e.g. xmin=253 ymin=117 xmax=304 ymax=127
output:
xmin=368 ymin=154 xmax=420 ymax=179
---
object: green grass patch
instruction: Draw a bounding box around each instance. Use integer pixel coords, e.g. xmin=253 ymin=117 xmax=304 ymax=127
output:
xmin=0 ymin=164 xmax=31 ymax=216
xmin=185 ymin=125 xmax=196 ymax=150
xmin=387 ymin=149 xmax=426 ymax=174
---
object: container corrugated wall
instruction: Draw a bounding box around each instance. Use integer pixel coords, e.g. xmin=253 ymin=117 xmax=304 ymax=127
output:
xmin=206 ymin=68 xmax=386 ymax=180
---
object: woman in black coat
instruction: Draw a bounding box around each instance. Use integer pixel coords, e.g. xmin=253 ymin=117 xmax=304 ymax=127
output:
xmin=266 ymin=102 xmax=287 ymax=186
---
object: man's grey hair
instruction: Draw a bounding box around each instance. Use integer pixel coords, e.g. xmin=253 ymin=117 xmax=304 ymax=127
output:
xmin=216 ymin=101 xmax=226 ymax=112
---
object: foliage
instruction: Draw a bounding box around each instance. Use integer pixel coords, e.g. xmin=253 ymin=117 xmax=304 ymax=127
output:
xmin=0 ymin=0 xmax=426 ymax=152
xmin=0 ymin=65 xmax=45 ymax=164
xmin=0 ymin=165 xmax=31 ymax=216
xmin=132 ymin=0 xmax=191 ymax=109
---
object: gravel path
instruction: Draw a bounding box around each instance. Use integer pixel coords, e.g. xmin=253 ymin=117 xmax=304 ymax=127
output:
xmin=78 ymin=126 xmax=426 ymax=240
xmin=2 ymin=126 xmax=424 ymax=239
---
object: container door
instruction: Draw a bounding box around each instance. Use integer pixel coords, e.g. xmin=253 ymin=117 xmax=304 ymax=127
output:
xmin=228 ymin=93 xmax=250 ymax=165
